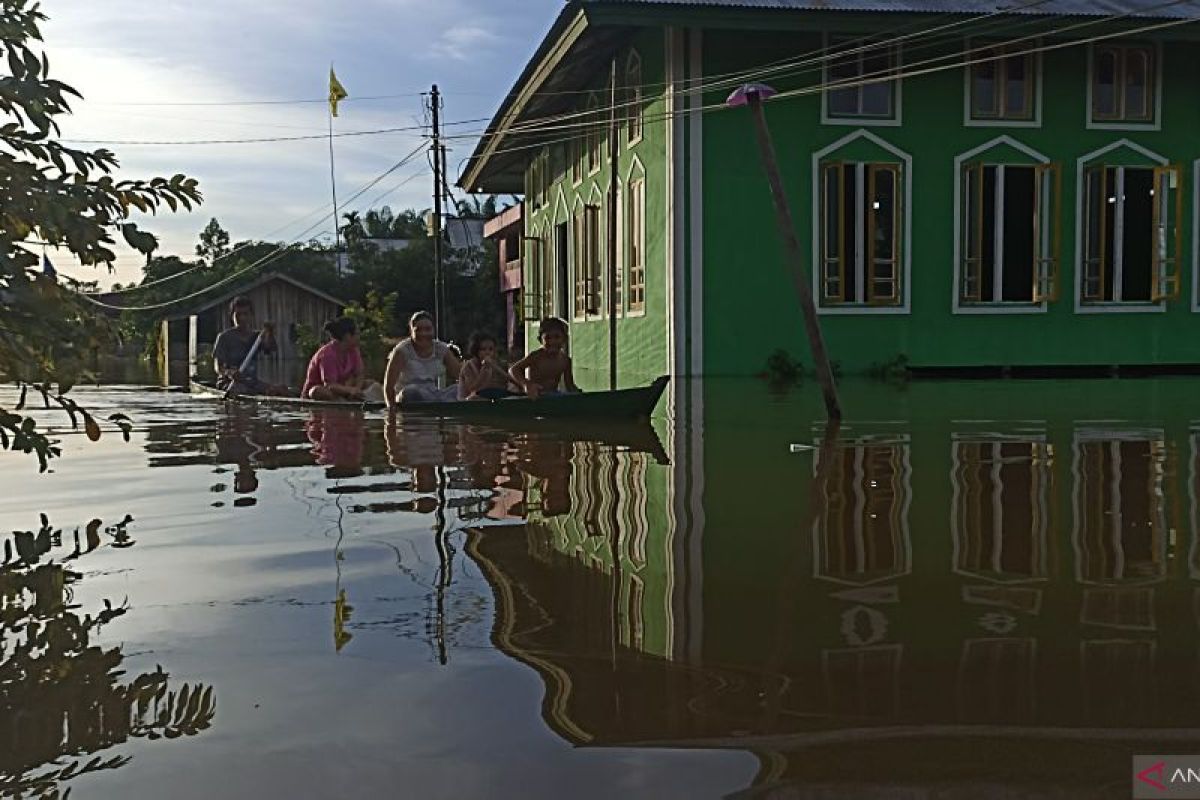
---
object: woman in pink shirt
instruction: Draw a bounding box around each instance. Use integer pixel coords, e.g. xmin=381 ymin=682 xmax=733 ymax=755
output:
xmin=302 ymin=317 xmax=378 ymax=401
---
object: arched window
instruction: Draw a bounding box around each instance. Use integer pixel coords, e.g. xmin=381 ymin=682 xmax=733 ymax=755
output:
xmin=626 ymin=50 xmax=643 ymax=145
xmin=586 ymin=93 xmax=601 ymax=174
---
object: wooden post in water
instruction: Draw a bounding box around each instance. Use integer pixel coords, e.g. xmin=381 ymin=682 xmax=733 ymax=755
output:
xmin=607 ymin=58 xmax=620 ymax=391
xmin=727 ymin=83 xmax=841 ymax=420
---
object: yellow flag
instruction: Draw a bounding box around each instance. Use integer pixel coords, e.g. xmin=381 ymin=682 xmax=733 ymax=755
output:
xmin=329 ymin=68 xmax=348 ymax=117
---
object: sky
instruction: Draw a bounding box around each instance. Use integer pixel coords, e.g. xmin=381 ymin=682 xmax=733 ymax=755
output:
xmin=42 ymin=0 xmax=564 ymax=287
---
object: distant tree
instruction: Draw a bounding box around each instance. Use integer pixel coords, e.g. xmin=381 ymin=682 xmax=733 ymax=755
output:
xmin=340 ymin=211 xmax=365 ymax=246
xmin=455 ymin=195 xmax=497 ymax=220
xmin=0 ymin=0 xmax=201 ymax=469
xmin=195 ymin=218 xmax=230 ymax=266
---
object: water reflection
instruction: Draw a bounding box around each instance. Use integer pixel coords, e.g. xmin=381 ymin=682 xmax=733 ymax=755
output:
xmin=458 ymin=389 xmax=1200 ymax=797
xmin=13 ymin=380 xmax=1200 ymax=797
xmin=0 ymin=515 xmax=216 ymax=797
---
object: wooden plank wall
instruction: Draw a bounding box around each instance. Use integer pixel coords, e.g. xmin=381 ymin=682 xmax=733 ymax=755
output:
xmin=197 ymin=280 xmax=342 ymax=386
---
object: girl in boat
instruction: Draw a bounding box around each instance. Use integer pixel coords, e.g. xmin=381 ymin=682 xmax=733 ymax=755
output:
xmin=508 ymin=317 xmax=581 ymax=399
xmin=383 ymin=311 xmax=462 ymax=408
xmin=301 ymin=317 xmax=381 ymax=401
xmin=458 ymin=331 xmax=519 ymax=400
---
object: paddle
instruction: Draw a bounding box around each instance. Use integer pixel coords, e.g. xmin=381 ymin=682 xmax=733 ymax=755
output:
xmin=223 ymin=330 xmax=264 ymax=399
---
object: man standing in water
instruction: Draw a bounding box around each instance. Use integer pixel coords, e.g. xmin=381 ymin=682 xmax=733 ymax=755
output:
xmin=212 ymin=296 xmax=287 ymax=395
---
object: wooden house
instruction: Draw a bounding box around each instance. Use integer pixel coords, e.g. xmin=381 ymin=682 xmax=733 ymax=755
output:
xmin=160 ymin=272 xmax=345 ymax=385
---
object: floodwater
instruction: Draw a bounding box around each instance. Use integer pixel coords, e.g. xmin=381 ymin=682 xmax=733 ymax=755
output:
xmin=3 ymin=377 xmax=1200 ymax=799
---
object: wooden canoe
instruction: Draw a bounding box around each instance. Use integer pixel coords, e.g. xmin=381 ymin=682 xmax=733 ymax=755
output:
xmin=189 ymin=375 xmax=669 ymax=421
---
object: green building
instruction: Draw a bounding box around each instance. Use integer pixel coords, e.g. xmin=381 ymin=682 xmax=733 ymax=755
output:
xmin=462 ymin=0 xmax=1200 ymax=381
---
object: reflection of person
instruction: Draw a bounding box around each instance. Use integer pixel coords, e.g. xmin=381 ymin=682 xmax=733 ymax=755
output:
xmin=508 ymin=317 xmax=580 ymax=400
xmin=302 ymin=318 xmax=381 ymax=401
xmin=383 ymin=311 xmax=462 ymax=407
xmin=384 ymin=412 xmax=452 ymax=494
xmin=516 ymin=435 xmax=573 ymax=517
xmin=212 ymin=296 xmax=287 ymax=395
xmin=306 ymin=410 xmax=365 ymax=476
xmin=458 ymin=332 xmax=519 ymax=400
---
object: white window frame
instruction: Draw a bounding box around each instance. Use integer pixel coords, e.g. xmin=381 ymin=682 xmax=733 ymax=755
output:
xmin=952 ymin=136 xmax=1055 ymax=315
xmin=811 ymin=130 xmax=912 ymax=315
xmin=1074 ymin=139 xmax=1172 ymax=314
xmin=963 ymin=38 xmax=1042 ymax=128
xmin=626 ymin=156 xmax=647 ymax=317
xmin=626 ymin=49 xmax=644 ymax=149
xmin=585 ymin=184 xmax=604 ymax=319
xmin=1193 ymin=159 xmax=1200 ymax=313
xmin=586 ymin=92 xmax=602 ymax=176
xmin=821 ymin=34 xmax=902 ymax=127
xmin=1086 ymin=41 xmax=1162 ymax=132
xmin=571 ymin=197 xmax=587 ymax=321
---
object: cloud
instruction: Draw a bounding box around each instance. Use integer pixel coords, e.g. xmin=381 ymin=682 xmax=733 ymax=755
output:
xmin=36 ymin=0 xmax=562 ymax=287
xmin=432 ymin=25 xmax=501 ymax=62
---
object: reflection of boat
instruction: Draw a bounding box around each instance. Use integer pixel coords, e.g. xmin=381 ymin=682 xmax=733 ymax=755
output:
xmin=190 ymin=376 xmax=670 ymax=421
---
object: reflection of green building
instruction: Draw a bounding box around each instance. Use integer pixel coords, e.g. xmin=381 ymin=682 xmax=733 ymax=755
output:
xmin=469 ymin=380 xmax=1200 ymax=793
xmin=465 ymin=1 xmax=1200 ymax=379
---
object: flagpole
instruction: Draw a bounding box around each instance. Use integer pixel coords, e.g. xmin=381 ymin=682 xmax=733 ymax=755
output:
xmin=328 ymin=64 xmax=342 ymax=267
xmin=328 ymin=104 xmax=341 ymax=261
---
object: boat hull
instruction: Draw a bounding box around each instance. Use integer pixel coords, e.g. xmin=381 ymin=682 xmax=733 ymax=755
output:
xmin=189 ymin=376 xmax=669 ymax=421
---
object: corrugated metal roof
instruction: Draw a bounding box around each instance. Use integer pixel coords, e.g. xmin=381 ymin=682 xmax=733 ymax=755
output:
xmin=584 ymin=0 xmax=1200 ymax=18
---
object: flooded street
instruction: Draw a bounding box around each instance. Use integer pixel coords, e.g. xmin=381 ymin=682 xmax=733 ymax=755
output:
xmin=4 ymin=377 xmax=1200 ymax=798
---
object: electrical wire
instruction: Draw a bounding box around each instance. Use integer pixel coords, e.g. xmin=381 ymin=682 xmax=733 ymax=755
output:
xmin=60 ymin=117 xmax=487 ymax=147
xmin=450 ymin=3 xmax=1198 ymax=174
xmin=90 ymin=92 xmax=428 ymax=107
xmin=73 ymin=141 xmax=430 ymax=311
xmin=454 ymin=0 xmax=1195 ymax=154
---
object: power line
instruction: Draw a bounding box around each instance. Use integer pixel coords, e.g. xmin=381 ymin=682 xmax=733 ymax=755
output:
xmin=89 ymin=92 xmax=427 ymax=108
xmin=74 ymin=141 xmax=430 ymax=311
xmin=60 ymin=117 xmax=486 ymax=147
xmin=455 ymin=0 xmax=1193 ymax=155
xmin=451 ymin=2 xmax=1196 ymax=172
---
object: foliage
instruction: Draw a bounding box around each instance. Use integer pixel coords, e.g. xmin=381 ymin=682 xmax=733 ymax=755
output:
xmin=868 ymin=353 xmax=911 ymax=384
xmin=195 ymin=217 xmax=230 ymax=266
xmin=764 ymin=349 xmax=804 ymax=384
xmin=343 ymin=289 xmax=398 ymax=370
xmin=0 ymin=515 xmax=216 ymax=797
xmin=0 ymin=0 xmax=201 ymax=468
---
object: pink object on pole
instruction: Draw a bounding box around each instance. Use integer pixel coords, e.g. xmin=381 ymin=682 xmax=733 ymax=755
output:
xmin=726 ymin=82 xmax=778 ymax=108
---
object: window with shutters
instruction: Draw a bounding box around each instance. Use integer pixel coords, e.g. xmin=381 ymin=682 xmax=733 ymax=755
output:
xmin=1081 ymin=164 xmax=1181 ymax=305
xmin=627 ymin=177 xmax=646 ymax=314
xmin=819 ymin=161 xmax=903 ymax=306
xmin=960 ymin=162 xmax=1060 ymax=304
xmin=626 ymin=49 xmax=643 ymax=146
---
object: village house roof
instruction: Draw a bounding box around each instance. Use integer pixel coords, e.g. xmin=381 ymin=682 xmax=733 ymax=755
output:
xmin=166 ymin=271 xmax=346 ymax=321
xmin=459 ymin=0 xmax=1200 ymax=193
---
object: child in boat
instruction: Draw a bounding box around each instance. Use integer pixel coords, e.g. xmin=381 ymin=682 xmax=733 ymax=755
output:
xmin=508 ymin=317 xmax=581 ymax=400
xmin=458 ymin=331 xmax=518 ymax=400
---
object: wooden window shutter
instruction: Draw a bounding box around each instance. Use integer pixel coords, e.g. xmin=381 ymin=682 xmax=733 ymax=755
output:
xmin=1151 ymin=164 xmax=1183 ymax=301
xmin=1032 ymin=162 xmax=1062 ymax=303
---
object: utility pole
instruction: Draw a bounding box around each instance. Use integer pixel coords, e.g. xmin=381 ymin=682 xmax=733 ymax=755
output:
xmin=728 ymin=83 xmax=842 ymax=421
xmin=440 ymin=139 xmax=451 ymax=338
xmin=430 ymin=84 xmax=444 ymax=339
xmin=607 ymin=58 xmax=620 ymax=391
